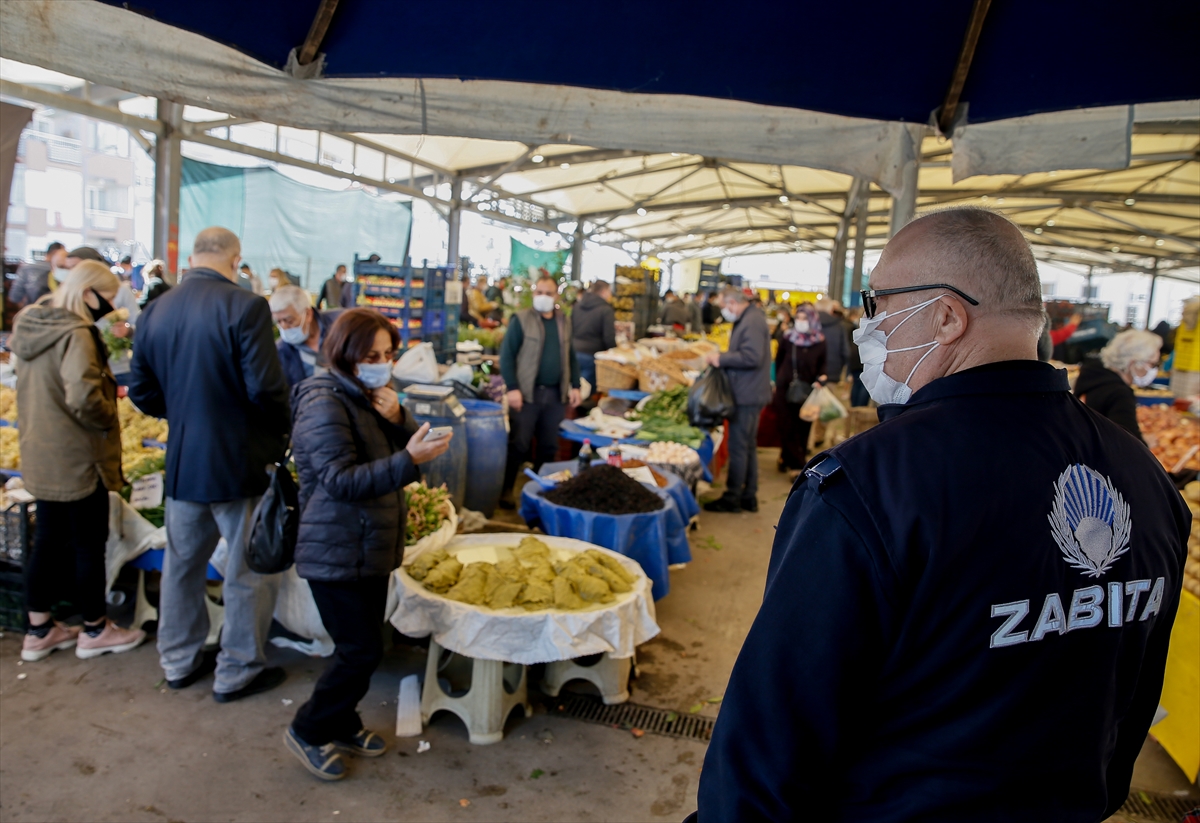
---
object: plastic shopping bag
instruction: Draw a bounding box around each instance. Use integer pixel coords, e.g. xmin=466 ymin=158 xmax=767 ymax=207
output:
xmin=687 ymin=366 xmax=736 ymax=428
xmin=799 ymin=385 xmax=848 ymax=423
xmin=393 ymin=342 xmax=439 ymax=384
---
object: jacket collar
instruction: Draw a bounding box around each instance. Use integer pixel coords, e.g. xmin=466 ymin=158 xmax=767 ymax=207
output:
xmin=733 ymin=304 xmax=762 ymax=326
xmin=180 ymin=267 xmax=235 ymax=285
xmin=877 ymin=360 xmax=1069 ymax=422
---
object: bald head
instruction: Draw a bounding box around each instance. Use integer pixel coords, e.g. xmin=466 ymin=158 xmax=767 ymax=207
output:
xmin=189 ymin=227 xmax=242 ymax=281
xmin=863 ymin=206 xmax=1043 ymax=397
xmin=879 ymin=207 xmax=1043 ymax=330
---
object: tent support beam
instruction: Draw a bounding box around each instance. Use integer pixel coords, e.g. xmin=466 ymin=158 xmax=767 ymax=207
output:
xmin=447 ymin=177 xmax=462 ymax=270
xmin=1145 ymin=260 xmax=1158 ymax=329
xmin=571 ymin=225 xmax=584 ymax=280
xmin=153 ymin=99 xmax=183 ymax=279
xmin=298 ymin=0 xmax=340 ymax=66
xmin=851 ymin=180 xmax=871 ymax=303
xmin=937 ymin=0 xmax=993 ymax=134
xmin=889 ymin=148 xmax=921 ymax=237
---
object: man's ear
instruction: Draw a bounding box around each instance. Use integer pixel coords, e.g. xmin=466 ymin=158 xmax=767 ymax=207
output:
xmin=934 ymin=296 xmax=969 ymax=346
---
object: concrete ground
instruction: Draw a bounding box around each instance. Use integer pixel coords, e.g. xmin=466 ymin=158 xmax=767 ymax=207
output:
xmin=1 ymin=450 xmax=1197 ymax=822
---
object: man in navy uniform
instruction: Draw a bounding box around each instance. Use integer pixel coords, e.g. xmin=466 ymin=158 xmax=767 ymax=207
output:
xmin=694 ymin=208 xmax=1188 ymax=822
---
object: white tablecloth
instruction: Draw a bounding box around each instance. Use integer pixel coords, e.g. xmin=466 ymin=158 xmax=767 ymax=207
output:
xmin=386 ymin=534 xmax=660 ymax=665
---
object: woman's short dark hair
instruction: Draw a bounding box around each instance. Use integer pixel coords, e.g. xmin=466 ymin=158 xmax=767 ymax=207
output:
xmin=322 ymin=308 xmax=400 ymax=387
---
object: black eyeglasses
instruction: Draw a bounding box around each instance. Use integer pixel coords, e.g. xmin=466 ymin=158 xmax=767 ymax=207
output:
xmin=859 ymin=283 xmax=979 ymax=319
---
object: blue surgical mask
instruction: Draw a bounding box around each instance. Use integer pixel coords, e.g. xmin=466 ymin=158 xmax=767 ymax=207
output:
xmin=278 ymin=325 xmax=308 ymax=345
xmin=356 ymin=362 xmax=393 ymax=389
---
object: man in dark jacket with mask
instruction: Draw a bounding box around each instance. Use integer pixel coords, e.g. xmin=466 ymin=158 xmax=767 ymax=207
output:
xmin=702 ymin=288 xmax=771 ymax=512
xmin=816 ymin=298 xmax=850 ymax=382
xmin=10 ymin=242 xmax=67 ymax=307
xmin=269 ymin=285 xmax=343 ymax=388
xmin=129 ymin=226 xmax=292 ymax=703
xmin=693 ymin=208 xmax=1188 ymax=823
xmin=571 ymin=280 xmax=617 ymax=387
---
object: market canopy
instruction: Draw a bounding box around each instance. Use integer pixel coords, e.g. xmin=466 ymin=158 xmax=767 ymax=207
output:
xmin=0 ymin=0 xmax=1196 ymax=277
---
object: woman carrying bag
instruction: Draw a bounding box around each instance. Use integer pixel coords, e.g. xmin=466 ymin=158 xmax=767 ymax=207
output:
xmin=773 ymin=303 xmax=827 ymax=478
xmin=11 ymin=261 xmax=146 ymax=661
xmin=283 ymin=308 xmax=451 ymax=781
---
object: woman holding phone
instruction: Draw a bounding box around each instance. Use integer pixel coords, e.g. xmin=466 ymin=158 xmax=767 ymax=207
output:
xmin=283 ymin=308 xmax=451 ymax=781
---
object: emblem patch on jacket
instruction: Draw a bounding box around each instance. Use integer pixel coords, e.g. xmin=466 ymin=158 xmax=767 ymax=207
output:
xmin=1048 ymin=464 xmax=1132 ymax=578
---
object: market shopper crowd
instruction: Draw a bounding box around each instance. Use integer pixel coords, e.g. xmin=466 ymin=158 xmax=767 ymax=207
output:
xmin=5 ymin=208 xmax=1196 ymax=809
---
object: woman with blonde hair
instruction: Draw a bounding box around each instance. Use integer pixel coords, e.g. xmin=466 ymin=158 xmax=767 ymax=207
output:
xmin=10 ymin=260 xmax=146 ymax=661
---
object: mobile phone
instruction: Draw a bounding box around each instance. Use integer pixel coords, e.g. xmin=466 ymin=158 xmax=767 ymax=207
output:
xmin=424 ymin=426 xmax=453 ymax=441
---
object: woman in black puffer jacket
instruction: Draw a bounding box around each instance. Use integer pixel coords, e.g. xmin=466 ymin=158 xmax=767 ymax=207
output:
xmin=284 ymin=309 xmax=451 ymax=782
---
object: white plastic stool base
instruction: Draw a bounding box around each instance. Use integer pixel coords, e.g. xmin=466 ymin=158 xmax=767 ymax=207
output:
xmin=132 ymin=572 xmax=223 ymax=648
xmin=542 ymin=654 xmax=632 ymax=705
xmin=421 ymin=639 xmax=530 ymax=745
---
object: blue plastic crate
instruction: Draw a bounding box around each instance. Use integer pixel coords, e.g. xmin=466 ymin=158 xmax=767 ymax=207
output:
xmin=425 ymin=309 xmax=446 ymax=335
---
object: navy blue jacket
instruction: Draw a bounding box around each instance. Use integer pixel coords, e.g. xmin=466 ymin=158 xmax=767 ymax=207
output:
xmin=291 ymin=372 xmax=420 ymax=581
xmin=128 ymin=268 xmax=290 ymax=502
xmin=698 ymin=361 xmax=1188 ymax=823
xmin=276 ymin=308 xmax=343 ymax=388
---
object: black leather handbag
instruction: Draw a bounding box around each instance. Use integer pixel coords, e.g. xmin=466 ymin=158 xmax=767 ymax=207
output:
xmin=784 ymin=342 xmax=813 ymax=404
xmin=246 ymin=447 xmax=299 ymax=574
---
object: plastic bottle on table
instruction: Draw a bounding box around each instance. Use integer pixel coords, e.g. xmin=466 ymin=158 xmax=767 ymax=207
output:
xmin=607 ymin=444 xmax=623 ymax=468
xmin=578 ymin=439 xmax=594 ymax=474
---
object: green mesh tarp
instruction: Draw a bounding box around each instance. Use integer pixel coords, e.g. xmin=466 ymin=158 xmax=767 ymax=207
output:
xmin=180 ymin=158 xmax=412 ymax=291
xmin=509 ymin=238 xmax=570 ymax=279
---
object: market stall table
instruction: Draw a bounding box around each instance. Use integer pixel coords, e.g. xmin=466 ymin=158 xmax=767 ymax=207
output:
xmin=538 ymin=459 xmax=699 ymax=557
xmin=518 ymin=479 xmax=684 ymax=600
xmin=558 ymin=419 xmax=717 ymax=482
xmin=387 ymin=535 xmax=659 ymax=743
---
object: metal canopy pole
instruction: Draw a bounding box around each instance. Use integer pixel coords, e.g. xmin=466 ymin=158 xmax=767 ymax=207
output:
xmin=153 ymin=99 xmax=183 ymax=280
xmin=1145 ymin=258 xmax=1159 ymax=329
xmin=888 ymin=151 xmax=920 ymax=238
xmin=850 ymin=182 xmax=870 ymax=302
xmin=571 ymin=225 xmax=585 ymax=281
xmin=446 ymin=177 xmax=462 ymax=270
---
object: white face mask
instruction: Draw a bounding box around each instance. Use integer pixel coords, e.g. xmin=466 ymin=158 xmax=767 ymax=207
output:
xmin=852 ymin=295 xmax=946 ymax=406
xmin=532 ymin=294 xmax=556 ymax=313
xmin=793 ymin=319 xmax=810 ymax=334
xmin=721 ymin=306 xmax=738 ymax=323
xmin=1131 ymin=363 xmax=1157 ymax=388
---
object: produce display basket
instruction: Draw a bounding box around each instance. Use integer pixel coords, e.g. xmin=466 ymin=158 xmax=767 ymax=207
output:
xmin=638 ymin=360 xmax=689 ymax=393
xmin=0 ymin=560 xmax=23 ymax=631
xmin=596 ymin=359 xmax=639 ymax=392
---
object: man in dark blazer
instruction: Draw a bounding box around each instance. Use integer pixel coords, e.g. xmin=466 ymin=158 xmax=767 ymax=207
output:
xmin=129 ymin=226 xmax=291 ymax=702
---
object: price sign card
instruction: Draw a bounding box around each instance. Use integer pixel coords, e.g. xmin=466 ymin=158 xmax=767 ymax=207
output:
xmin=130 ymin=472 xmax=164 ymax=510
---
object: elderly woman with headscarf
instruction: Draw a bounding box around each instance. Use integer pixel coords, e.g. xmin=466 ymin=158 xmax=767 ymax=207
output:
xmin=1073 ymin=329 xmax=1162 ymax=444
xmin=773 ymin=302 xmax=827 ymax=477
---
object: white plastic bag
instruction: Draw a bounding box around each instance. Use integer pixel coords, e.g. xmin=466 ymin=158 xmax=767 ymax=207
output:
xmin=439 ymin=362 xmax=474 ymax=386
xmin=799 ymin=385 xmax=848 ymax=423
xmin=393 ymin=342 xmax=439 ymax=384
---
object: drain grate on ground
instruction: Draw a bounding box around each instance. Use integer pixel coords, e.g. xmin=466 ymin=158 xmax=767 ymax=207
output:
xmin=1114 ymin=791 xmax=1198 ymax=823
xmin=547 ymin=694 xmax=715 ymax=741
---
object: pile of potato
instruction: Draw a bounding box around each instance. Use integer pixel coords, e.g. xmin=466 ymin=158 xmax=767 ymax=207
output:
xmin=1184 ymin=482 xmax=1200 ymax=599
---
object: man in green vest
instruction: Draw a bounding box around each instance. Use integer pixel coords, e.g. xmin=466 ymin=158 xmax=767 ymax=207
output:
xmin=498 ymin=275 xmax=581 ymax=507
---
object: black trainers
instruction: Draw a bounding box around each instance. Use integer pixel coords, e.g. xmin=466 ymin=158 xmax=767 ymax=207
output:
xmin=284 ymin=727 xmax=346 ymax=781
xmin=331 ymin=728 xmax=387 ymax=758
xmin=213 ymin=666 xmax=287 ymax=703
xmin=168 ymin=650 xmax=218 ymax=690
xmin=740 ymin=497 xmax=759 ymax=513
xmin=702 ymin=497 xmax=741 ymax=513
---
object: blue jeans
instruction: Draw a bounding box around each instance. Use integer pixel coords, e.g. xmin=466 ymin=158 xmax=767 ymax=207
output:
xmin=577 ymin=353 xmax=597 ymax=389
xmin=848 ymin=370 xmax=870 ymax=407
